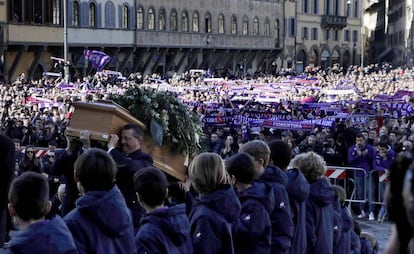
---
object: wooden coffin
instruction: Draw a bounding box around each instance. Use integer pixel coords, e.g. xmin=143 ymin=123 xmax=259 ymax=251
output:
xmin=65 ymin=100 xmax=187 ymax=180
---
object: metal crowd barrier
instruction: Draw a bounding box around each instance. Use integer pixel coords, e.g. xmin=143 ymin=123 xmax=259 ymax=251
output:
xmin=368 ymin=170 xmax=389 ymax=206
xmin=325 ymin=166 xmax=367 ymax=205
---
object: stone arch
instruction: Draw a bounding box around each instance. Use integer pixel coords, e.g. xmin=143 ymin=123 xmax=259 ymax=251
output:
xmin=296 ymin=49 xmax=307 ymax=74
xmin=308 ymin=45 xmax=319 ymax=67
xmin=342 ymin=49 xmax=351 ymax=70
xmin=320 ymin=45 xmax=330 ymax=70
xmin=331 ymin=45 xmax=341 ymax=66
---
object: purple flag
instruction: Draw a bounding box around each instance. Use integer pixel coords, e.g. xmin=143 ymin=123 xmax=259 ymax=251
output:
xmin=83 ymin=50 xmax=111 ymax=71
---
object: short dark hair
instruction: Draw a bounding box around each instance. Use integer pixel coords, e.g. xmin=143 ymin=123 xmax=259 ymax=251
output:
xmin=133 ymin=166 xmax=168 ymax=207
xmin=74 ymin=148 xmax=117 ymax=192
xmin=355 ymin=133 xmax=365 ymax=139
xmin=121 ymin=124 xmax=144 ymax=139
xmin=225 ymin=152 xmax=256 ymax=184
xmin=267 ymin=139 xmax=292 ymax=170
xmin=48 ymin=140 xmax=57 ymax=147
xmin=9 ymin=172 xmax=49 ymax=221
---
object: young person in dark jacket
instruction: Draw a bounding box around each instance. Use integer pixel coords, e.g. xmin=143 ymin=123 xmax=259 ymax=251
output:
xmin=333 ymin=185 xmax=354 ymax=254
xmin=188 ymin=152 xmax=241 ymax=254
xmin=0 ymin=134 xmax=15 ymax=248
xmin=107 ymin=124 xmax=153 ymax=231
xmin=64 ymin=148 xmax=136 ymax=254
xmin=239 ymin=140 xmax=294 ymax=253
xmin=6 ymin=172 xmax=77 ymax=254
xmin=225 ymin=152 xmax=275 ymax=254
xmin=291 ymin=152 xmax=337 ymax=254
xmin=133 ymin=166 xmax=192 ymax=254
xmin=267 ymin=139 xmax=310 ymax=254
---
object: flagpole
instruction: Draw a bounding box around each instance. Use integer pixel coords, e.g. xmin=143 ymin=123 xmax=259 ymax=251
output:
xmin=63 ymin=0 xmax=70 ymax=83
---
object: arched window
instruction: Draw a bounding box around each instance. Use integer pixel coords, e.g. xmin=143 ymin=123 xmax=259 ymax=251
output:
xmin=52 ymin=0 xmax=61 ymax=25
xmin=89 ymin=2 xmax=96 ymax=28
xmin=231 ymin=15 xmax=237 ymax=34
xmin=253 ymin=17 xmax=259 ymax=35
xmin=264 ymin=18 xmax=270 ymax=36
xmin=137 ymin=7 xmax=144 ymax=29
xmin=148 ymin=8 xmax=155 ymax=30
xmin=170 ymin=9 xmax=177 ymax=31
xmin=159 ymin=9 xmax=166 ymax=30
xmin=122 ymin=5 xmax=129 ymax=29
xmin=72 ymin=1 xmax=80 ymax=26
xmin=218 ymin=14 xmax=224 ymax=34
xmin=242 ymin=16 xmax=248 ymax=35
xmin=181 ymin=11 xmax=189 ymax=32
xmin=205 ymin=13 xmax=211 ymax=33
xmin=192 ymin=11 xmax=199 ymax=32
xmin=105 ymin=2 xmax=115 ymax=28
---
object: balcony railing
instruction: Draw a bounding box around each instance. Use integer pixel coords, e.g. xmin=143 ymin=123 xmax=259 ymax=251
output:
xmin=321 ymin=15 xmax=348 ymax=29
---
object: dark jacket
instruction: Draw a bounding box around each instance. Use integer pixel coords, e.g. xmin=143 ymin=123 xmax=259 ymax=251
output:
xmin=233 ymin=182 xmax=274 ymax=254
xmin=286 ymin=168 xmax=310 ymax=254
xmin=135 ymin=204 xmax=192 ymax=254
xmin=52 ymin=150 xmax=82 ymax=216
xmin=6 ymin=216 xmax=77 ymax=254
xmin=334 ymin=205 xmax=354 ymax=254
xmin=360 ymin=237 xmax=374 ymax=254
xmin=110 ymin=148 xmax=153 ymax=230
xmin=189 ymin=184 xmax=241 ymax=254
xmin=350 ymin=231 xmax=361 ymax=254
xmin=260 ymin=165 xmax=294 ymax=253
xmin=306 ymin=177 xmax=336 ymax=254
xmin=64 ymin=185 xmax=136 ymax=254
xmin=0 ymin=134 xmax=15 ymax=246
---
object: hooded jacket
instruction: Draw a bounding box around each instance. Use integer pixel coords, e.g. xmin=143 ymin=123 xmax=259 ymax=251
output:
xmin=286 ymin=168 xmax=310 ymax=254
xmin=306 ymin=177 xmax=336 ymax=254
xmin=189 ymin=184 xmax=241 ymax=254
xmin=135 ymin=204 xmax=192 ymax=254
xmin=260 ymin=165 xmax=294 ymax=253
xmin=233 ymin=182 xmax=275 ymax=254
xmin=64 ymin=185 xmax=136 ymax=254
xmin=110 ymin=148 xmax=153 ymax=230
xmin=7 ymin=216 xmax=77 ymax=254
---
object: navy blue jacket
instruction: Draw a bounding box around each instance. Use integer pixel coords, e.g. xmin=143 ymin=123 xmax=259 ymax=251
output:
xmin=233 ymin=182 xmax=275 ymax=254
xmin=6 ymin=216 xmax=77 ymax=254
xmin=260 ymin=165 xmax=294 ymax=253
xmin=135 ymin=204 xmax=193 ymax=254
xmin=286 ymin=168 xmax=310 ymax=254
xmin=189 ymin=184 xmax=241 ymax=254
xmin=64 ymin=185 xmax=136 ymax=254
xmin=334 ymin=205 xmax=354 ymax=254
xmin=350 ymin=231 xmax=361 ymax=254
xmin=109 ymin=148 xmax=153 ymax=230
xmin=306 ymin=177 xmax=336 ymax=254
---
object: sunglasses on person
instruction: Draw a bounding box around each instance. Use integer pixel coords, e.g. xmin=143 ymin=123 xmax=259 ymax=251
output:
xmin=26 ymin=151 xmax=34 ymax=154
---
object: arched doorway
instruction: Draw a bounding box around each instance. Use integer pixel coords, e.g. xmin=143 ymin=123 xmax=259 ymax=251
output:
xmin=332 ymin=50 xmax=340 ymax=65
xmin=296 ymin=50 xmax=307 ymax=74
xmin=309 ymin=49 xmax=318 ymax=67
xmin=321 ymin=49 xmax=330 ymax=70
xmin=342 ymin=50 xmax=350 ymax=70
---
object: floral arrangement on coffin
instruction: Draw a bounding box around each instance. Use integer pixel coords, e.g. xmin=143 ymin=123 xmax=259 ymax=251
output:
xmin=111 ymin=85 xmax=202 ymax=162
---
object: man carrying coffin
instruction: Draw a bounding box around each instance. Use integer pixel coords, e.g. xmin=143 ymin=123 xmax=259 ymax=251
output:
xmin=107 ymin=123 xmax=153 ymax=232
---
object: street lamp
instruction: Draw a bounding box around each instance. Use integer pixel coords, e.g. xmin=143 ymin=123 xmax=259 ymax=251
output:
xmin=63 ymin=0 xmax=70 ymax=83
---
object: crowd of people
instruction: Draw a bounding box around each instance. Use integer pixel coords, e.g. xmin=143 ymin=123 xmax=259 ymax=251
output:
xmin=0 ymin=64 xmax=414 ymax=253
